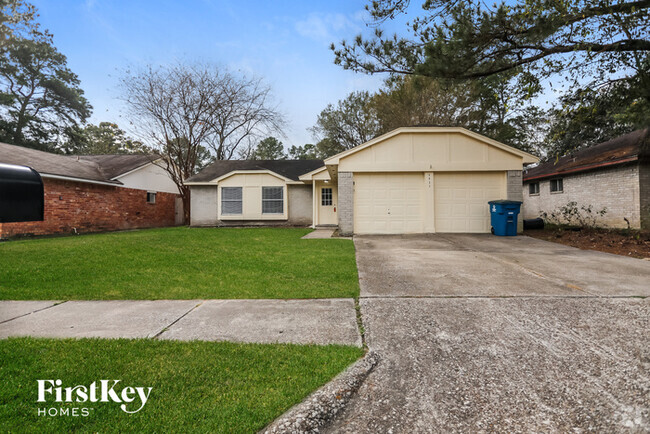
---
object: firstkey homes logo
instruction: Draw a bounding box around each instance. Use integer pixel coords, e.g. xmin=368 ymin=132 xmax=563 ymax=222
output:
xmin=37 ymin=380 xmax=153 ymax=417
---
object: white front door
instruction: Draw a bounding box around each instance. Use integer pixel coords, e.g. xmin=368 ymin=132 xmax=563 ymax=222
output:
xmin=318 ymin=185 xmax=337 ymax=225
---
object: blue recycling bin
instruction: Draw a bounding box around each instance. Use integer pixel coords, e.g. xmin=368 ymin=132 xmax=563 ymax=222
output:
xmin=488 ymin=200 xmax=522 ymax=236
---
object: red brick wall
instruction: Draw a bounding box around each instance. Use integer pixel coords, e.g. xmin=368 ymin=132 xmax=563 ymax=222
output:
xmin=0 ymin=178 xmax=179 ymax=239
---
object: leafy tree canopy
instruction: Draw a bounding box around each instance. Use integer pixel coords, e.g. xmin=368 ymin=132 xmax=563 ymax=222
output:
xmin=288 ymin=143 xmax=318 ymax=159
xmin=287 ymin=138 xmax=346 ymax=160
xmin=61 ymin=122 xmax=153 ymax=155
xmin=333 ymin=0 xmax=650 ymax=99
xmin=0 ymin=0 xmax=91 ymax=151
xmin=312 ymin=76 xmax=545 ymax=154
xmin=310 ymin=90 xmax=381 ymax=151
xmin=0 ymin=0 xmax=38 ymax=42
xmin=251 ymin=136 xmax=286 ymax=160
xmin=545 ymin=72 xmax=650 ymax=157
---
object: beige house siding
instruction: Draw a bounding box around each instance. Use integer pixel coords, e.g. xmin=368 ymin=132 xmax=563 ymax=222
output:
xmin=116 ymin=162 xmax=180 ymax=194
xmin=337 ymin=131 xmax=525 ymax=173
xmin=522 ymin=164 xmax=641 ymax=229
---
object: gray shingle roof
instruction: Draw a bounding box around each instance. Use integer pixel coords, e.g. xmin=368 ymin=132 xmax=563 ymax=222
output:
xmin=0 ymin=142 xmax=158 ymax=184
xmin=78 ymin=154 xmax=158 ymax=179
xmin=186 ymin=160 xmax=325 ymax=183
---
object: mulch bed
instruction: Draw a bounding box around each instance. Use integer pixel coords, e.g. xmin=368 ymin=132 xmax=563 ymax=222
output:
xmin=525 ymin=227 xmax=650 ymax=259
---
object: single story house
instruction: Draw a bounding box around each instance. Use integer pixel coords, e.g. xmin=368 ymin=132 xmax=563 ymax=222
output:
xmin=0 ymin=142 xmax=182 ymax=239
xmin=186 ymin=159 xmax=324 ymax=227
xmin=187 ymin=126 xmax=538 ymax=235
xmin=522 ymin=129 xmax=649 ymax=230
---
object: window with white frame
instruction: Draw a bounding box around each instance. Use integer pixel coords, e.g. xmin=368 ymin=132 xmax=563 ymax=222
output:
xmin=550 ymin=178 xmax=563 ymax=193
xmin=321 ymin=187 xmax=332 ymax=206
xmin=221 ymin=187 xmax=243 ymax=214
xmin=528 ymin=183 xmax=539 ymax=195
xmin=262 ymin=186 xmax=283 ymax=214
xmin=146 ymin=192 xmax=156 ymax=204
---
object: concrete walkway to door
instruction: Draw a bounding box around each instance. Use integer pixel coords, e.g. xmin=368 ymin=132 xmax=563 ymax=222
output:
xmin=326 ymin=234 xmax=650 ymax=433
xmin=0 ymin=298 xmax=361 ymax=347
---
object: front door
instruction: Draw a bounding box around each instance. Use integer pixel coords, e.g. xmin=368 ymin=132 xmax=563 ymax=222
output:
xmin=318 ymin=186 xmax=337 ymax=225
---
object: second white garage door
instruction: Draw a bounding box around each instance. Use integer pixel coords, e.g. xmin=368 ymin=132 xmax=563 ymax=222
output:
xmin=434 ymin=172 xmax=504 ymax=233
xmin=354 ymin=173 xmax=424 ymax=234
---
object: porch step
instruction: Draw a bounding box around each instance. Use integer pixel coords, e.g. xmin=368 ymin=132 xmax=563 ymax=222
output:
xmin=302 ymin=229 xmax=335 ymax=239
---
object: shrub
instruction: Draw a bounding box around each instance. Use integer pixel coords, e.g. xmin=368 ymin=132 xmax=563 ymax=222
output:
xmin=541 ymin=201 xmax=608 ymax=228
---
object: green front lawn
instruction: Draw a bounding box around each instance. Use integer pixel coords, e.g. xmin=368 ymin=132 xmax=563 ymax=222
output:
xmin=0 ymin=338 xmax=362 ymax=432
xmin=0 ymin=227 xmax=359 ymax=300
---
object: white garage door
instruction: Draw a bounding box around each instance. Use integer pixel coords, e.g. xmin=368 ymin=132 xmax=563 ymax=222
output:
xmin=434 ymin=172 xmax=504 ymax=233
xmin=354 ymin=173 xmax=424 ymax=234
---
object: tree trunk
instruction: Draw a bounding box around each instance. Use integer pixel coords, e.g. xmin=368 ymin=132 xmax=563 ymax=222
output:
xmin=181 ymin=184 xmax=191 ymax=225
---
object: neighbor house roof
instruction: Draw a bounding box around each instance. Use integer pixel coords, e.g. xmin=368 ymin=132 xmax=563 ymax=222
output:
xmin=0 ymin=142 xmax=158 ymax=186
xmin=185 ymin=160 xmax=325 ymax=183
xmin=523 ymin=129 xmax=649 ymax=182
xmin=78 ymin=154 xmax=158 ymax=179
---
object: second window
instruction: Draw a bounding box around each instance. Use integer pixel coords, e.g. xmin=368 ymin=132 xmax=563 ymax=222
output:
xmin=550 ymin=178 xmax=563 ymax=193
xmin=221 ymin=187 xmax=243 ymax=214
xmin=262 ymin=186 xmax=283 ymax=214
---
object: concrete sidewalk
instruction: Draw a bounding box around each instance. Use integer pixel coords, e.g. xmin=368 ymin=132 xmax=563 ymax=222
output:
xmin=0 ymin=298 xmax=361 ymax=346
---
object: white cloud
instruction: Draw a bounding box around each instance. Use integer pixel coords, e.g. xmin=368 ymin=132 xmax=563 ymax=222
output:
xmin=295 ymin=12 xmax=361 ymax=42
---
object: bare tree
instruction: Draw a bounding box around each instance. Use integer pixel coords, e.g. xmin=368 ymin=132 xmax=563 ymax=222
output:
xmin=203 ymin=73 xmax=284 ymax=160
xmin=120 ymin=62 xmax=283 ymax=223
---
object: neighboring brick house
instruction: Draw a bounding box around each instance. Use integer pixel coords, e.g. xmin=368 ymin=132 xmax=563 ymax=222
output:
xmin=522 ymin=129 xmax=650 ymax=230
xmin=0 ymin=143 xmax=182 ymax=239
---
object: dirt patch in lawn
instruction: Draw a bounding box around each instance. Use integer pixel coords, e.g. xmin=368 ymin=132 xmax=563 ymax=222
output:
xmin=525 ymin=227 xmax=650 ymax=259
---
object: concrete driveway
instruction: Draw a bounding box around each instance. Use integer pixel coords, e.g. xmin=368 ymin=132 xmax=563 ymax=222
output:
xmin=327 ymin=234 xmax=650 ymax=433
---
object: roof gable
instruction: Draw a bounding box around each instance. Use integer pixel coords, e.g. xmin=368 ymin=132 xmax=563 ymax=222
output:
xmin=324 ymin=127 xmax=539 ymax=165
xmin=185 ymin=160 xmax=324 ymax=183
xmin=298 ymin=165 xmax=330 ymax=181
xmin=212 ymin=169 xmax=293 ymax=183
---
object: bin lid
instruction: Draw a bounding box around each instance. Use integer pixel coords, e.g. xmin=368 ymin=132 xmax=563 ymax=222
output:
xmin=488 ymin=200 xmax=522 ymax=205
xmin=0 ymin=163 xmax=44 ymax=223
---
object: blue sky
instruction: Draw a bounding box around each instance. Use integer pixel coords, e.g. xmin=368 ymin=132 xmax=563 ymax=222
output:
xmin=30 ymin=0 xmax=401 ymax=149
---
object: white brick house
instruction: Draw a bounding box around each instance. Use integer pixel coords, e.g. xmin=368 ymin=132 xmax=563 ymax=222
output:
xmin=523 ymin=129 xmax=650 ymax=230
